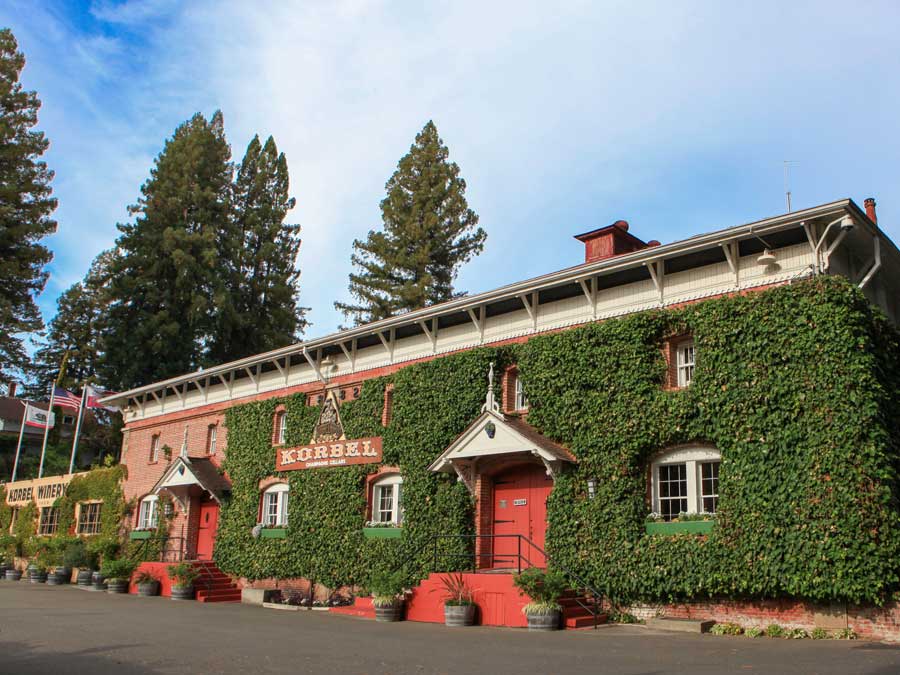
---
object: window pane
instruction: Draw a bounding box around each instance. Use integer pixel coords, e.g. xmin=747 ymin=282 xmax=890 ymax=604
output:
xmin=658 ymin=464 xmax=688 ymax=521
xmin=377 ymin=486 xmax=394 ymax=522
xmin=701 ymin=461 xmax=720 ymax=514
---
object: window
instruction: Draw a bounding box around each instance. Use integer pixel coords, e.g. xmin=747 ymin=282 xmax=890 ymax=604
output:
xmin=137 ymin=496 xmax=159 ymax=530
xmin=676 ymin=339 xmax=695 ymax=387
xmin=62 ymin=415 xmax=75 ymax=426
xmin=274 ymin=411 xmax=287 ymax=445
xmin=38 ymin=507 xmax=59 ymax=536
xmin=76 ymin=502 xmax=102 ymax=535
xmin=262 ymin=484 xmax=289 ymax=526
xmin=650 ymin=447 xmax=721 ymax=521
xmin=514 ymin=375 xmax=529 ymax=411
xmin=207 ymin=424 xmax=218 ymax=455
xmin=371 ymin=474 xmax=403 ymax=525
xmin=149 ymin=435 xmax=160 ymax=463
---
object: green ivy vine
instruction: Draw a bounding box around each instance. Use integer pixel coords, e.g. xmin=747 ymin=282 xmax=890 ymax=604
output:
xmin=214 ymin=277 xmax=900 ymax=605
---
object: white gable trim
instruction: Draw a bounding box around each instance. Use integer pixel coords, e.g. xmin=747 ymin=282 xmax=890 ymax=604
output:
xmin=153 ymin=457 xmax=222 ymax=505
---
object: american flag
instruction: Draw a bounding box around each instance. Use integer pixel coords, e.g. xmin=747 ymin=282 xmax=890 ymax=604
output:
xmin=53 ymin=386 xmax=81 ymax=411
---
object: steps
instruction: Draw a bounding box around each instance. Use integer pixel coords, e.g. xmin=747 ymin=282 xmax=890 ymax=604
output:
xmin=559 ymin=591 xmax=607 ymax=629
xmin=190 ymin=561 xmax=242 ymax=603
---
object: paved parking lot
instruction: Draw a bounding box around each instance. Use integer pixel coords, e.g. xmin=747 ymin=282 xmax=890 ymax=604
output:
xmin=2 ymin=583 xmax=900 ymax=674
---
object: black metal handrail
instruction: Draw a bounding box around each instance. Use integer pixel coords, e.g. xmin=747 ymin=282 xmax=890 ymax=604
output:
xmin=128 ymin=535 xmax=185 ymax=563
xmin=392 ymin=533 xmax=605 ymax=629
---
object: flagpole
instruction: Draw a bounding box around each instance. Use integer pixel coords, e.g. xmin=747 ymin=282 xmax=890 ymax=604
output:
xmin=38 ymin=384 xmax=55 ymax=479
xmin=68 ymin=387 xmax=87 ymax=475
xmin=11 ymin=402 xmax=27 ymax=482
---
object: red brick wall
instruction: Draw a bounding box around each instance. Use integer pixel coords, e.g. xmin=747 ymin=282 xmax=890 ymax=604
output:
xmin=627 ymin=599 xmax=900 ymax=642
xmin=474 ymin=474 xmax=493 ymax=569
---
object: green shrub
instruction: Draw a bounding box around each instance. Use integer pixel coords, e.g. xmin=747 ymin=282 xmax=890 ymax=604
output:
xmin=134 ymin=570 xmax=159 ymax=585
xmin=167 ymin=563 xmax=201 ymax=587
xmin=100 ymin=558 xmax=137 ymax=581
xmin=608 ymin=609 xmax=641 ymax=624
xmin=368 ymin=570 xmax=407 ymax=607
xmin=787 ymin=628 xmax=809 ymax=639
xmin=765 ymin=624 xmax=786 ymax=638
xmin=745 ymin=626 xmax=763 ymax=638
xmin=834 ymin=628 xmax=858 ymax=640
xmin=62 ymin=539 xmax=97 ymax=569
xmin=810 ymin=628 xmax=828 ymax=640
xmin=709 ymin=622 xmax=743 ymax=635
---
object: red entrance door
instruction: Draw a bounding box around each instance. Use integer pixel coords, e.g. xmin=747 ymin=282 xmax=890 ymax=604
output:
xmin=196 ymin=501 xmax=219 ymax=561
xmin=492 ymin=465 xmax=552 ymax=569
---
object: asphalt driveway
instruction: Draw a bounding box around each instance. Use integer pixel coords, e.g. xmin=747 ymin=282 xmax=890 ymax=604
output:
xmin=1 ymin=582 xmax=899 ymax=674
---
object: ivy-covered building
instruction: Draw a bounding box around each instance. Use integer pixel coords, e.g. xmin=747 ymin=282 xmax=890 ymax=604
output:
xmin=102 ymin=198 xmax=900 ymax=636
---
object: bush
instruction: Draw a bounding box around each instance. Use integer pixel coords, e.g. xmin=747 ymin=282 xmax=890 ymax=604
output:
xmin=608 ymin=609 xmax=641 ymax=624
xmin=368 ymin=570 xmax=407 ymax=608
xmin=787 ymin=628 xmax=809 ymax=639
xmin=63 ymin=539 xmax=97 ymax=570
xmin=765 ymin=624 xmax=786 ymax=638
xmin=834 ymin=628 xmax=858 ymax=640
xmin=100 ymin=559 xmax=137 ymax=582
xmin=709 ymin=622 xmax=743 ymax=635
xmin=167 ymin=563 xmax=201 ymax=587
xmin=744 ymin=626 xmax=763 ymax=638
xmin=810 ymin=627 xmax=828 ymax=640
xmin=134 ymin=570 xmax=159 ymax=585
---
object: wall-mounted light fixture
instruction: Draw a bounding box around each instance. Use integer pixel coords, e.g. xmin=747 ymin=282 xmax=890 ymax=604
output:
xmin=485 ymin=421 xmax=496 ymax=439
xmin=586 ymin=477 xmax=598 ymax=500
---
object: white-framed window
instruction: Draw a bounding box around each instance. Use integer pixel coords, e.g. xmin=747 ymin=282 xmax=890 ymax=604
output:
xmin=207 ymin=424 xmax=217 ymax=455
xmin=76 ymin=502 xmax=103 ymax=535
xmin=262 ymin=484 xmax=289 ymax=526
xmin=275 ymin=411 xmax=287 ymax=445
xmin=514 ymin=375 xmax=529 ymax=411
xmin=650 ymin=447 xmax=721 ymax=521
xmin=38 ymin=507 xmax=59 ymax=535
xmin=137 ymin=495 xmax=159 ymax=530
xmin=372 ymin=474 xmax=403 ymax=525
xmin=149 ymin=435 xmax=160 ymax=463
xmin=676 ymin=339 xmax=695 ymax=387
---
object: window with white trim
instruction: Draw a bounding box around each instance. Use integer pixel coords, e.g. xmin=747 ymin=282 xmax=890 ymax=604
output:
xmin=676 ymin=339 xmax=695 ymax=387
xmin=76 ymin=502 xmax=102 ymax=535
xmin=650 ymin=447 xmax=721 ymax=521
xmin=372 ymin=474 xmax=403 ymax=525
xmin=149 ymin=435 xmax=160 ymax=463
xmin=137 ymin=495 xmax=159 ymax=530
xmin=38 ymin=507 xmax=59 ymax=535
xmin=514 ymin=375 xmax=529 ymax=412
xmin=207 ymin=424 xmax=217 ymax=455
xmin=275 ymin=411 xmax=287 ymax=445
xmin=262 ymin=484 xmax=289 ymax=526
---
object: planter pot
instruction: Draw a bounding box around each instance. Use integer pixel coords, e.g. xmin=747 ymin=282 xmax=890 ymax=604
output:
xmin=526 ymin=610 xmax=562 ymax=631
xmin=444 ymin=604 xmax=477 ymax=626
xmin=76 ymin=569 xmax=94 ymax=586
xmin=107 ymin=579 xmax=129 ymax=594
xmin=645 ymin=520 xmax=715 ymax=536
xmin=0 ymin=563 xmax=9 ymax=578
xmin=53 ymin=567 xmax=72 ymax=584
xmin=29 ymin=570 xmax=47 ymax=584
xmin=170 ymin=585 xmax=195 ymax=600
xmin=137 ymin=581 xmax=160 ymax=597
xmin=5 ymin=569 xmax=22 ymax=581
xmin=46 ymin=572 xmax=65 ymax=586
xmin=362 ymin=527 xmax=402 ymax=539
xmin=91 ymin=571 xmax=107 ymax=591
xmin=374 ymin=602 xmax=404 ymax=622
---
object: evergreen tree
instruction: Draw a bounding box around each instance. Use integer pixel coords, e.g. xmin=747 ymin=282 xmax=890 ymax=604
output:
xmin=207 ymin=134 xmax=306 ymax=363
xmin=0 ymin=29 xmax=57 ymax=380
xmin=335 ymin=121 xmax=485 ymax=325
xmin=101 ymin=112 xmax=232 ymax=390
xmin=30 ymin=249 xmax=115 ymax=394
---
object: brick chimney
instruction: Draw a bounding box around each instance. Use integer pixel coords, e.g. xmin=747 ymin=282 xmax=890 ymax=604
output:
xmin=7 ymin=381 xmax=17 ymax=397
xmin=574 ymin=220 xmax=654 ymax=263
xmin=864 ymin=197 xmax=877 ymax=224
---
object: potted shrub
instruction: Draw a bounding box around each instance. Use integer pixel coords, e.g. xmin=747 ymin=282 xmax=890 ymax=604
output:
xmin=29 ymin=560 xmax=48 ymax=584
xmin=513 ymin=568 xmax=568 ymax=631
xmin=91 ymin=570 xmax=107 ymax=591
xmin=167 ymin=563 xmax=201 ymax=600
xmin=438 ymin=572 xmax=477 ymax=626
xmin=368 ymin=571 xmax=407 ymax=622
xmin=101 ymin=559 xmax=137 ymax=594
xmin=135 ymin=569 xmax=161 ymax=597
xmin=64 ymin=540 xmax=98 ymax=587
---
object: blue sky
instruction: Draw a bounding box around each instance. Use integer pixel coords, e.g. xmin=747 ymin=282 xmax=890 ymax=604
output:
xmin=4 ymin=0 xmax=900 ymax=342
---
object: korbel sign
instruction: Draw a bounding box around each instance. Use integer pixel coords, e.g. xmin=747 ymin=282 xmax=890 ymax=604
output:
xmin=274 ymin=390 xmax=383 ymax=471
xmin=5 ymin=473 xmax=81 ymax=508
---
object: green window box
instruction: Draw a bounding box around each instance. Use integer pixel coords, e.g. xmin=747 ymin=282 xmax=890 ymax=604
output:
xmin=362 ymin=527 xmax=402 ymax=539
xmin=129 ymin=530 xmax=153 ymax=540
xmin=260 ymin=528 xmax=287 ymax=539
xmin=645 ymin=520 xmax=714 ymax=536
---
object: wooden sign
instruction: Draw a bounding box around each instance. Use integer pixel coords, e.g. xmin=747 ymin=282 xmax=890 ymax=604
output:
xmin=276 ymin=437 xmax=382 ymax=471
xmin=5 ymin=473 xmax=82 ymax=508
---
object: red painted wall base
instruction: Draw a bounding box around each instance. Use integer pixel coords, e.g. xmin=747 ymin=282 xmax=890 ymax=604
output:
xmin=406 ymin=573 xmax=531 ymax=627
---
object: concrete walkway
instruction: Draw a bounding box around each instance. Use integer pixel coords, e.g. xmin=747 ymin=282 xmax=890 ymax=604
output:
xmin=2 ymin=583 xmax=900 ymax=674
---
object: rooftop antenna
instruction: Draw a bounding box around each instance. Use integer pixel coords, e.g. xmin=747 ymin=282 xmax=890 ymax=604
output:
xmin=783 ymin=160 xmax=798 ymax=212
